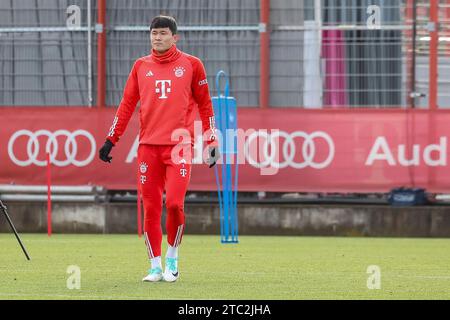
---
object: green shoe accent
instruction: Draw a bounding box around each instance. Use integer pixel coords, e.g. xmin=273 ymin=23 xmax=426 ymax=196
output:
xmin=165 ymin=257 xmax=177 ymax=273
xmin=148 ymin=267 xmax=162 ymax=275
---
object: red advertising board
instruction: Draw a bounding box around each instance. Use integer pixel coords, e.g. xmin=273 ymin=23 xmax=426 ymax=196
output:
xmin=1 ymin=107 xmax=449 ymax=193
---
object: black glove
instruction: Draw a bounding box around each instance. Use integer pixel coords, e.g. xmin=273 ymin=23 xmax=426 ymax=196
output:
xmin=99 ymin=140 xmax=114 ymax=163
xmin=206 ymin=145 xmax=220 ymax=168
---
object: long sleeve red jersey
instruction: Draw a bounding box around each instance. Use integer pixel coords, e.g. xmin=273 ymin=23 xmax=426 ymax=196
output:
xmin=106 ymin=45 xmax=216 ymax=146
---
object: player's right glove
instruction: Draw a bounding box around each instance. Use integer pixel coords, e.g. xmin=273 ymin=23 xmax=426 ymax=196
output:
xmin=206 ymin=145 xmax=220 ymax=168
xmin=99 ymin=140 xmax=114 ymax=163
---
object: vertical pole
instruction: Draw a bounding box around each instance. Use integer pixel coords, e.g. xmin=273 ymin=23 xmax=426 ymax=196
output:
xmin=221 ymin=99 xmax=229 ymax=241
xmin=259 ymin=0 xmax=270 ymax=109
xmin=428 ymin=0 xmax=439 ymax=190
xmin=315 ymin=0 xmax=322 ymax=57
xmin=46 ymin=153 xmax=52 ymax=237
xmin=87 ymin=0 xmax=93 ymax=107
xmin=224 ymin=98 xmax=232 ymax=241
xmin=97 ymin=0 xmax=106 ymax=108
xmin=406 ymin=0 xmax=418 ymax=186
xmin=214 ymin=163 xmax=224 ymax=242
xmin=406 ymin=0 xmax=416 ymax=108
xmin=428 ymin=0 xmax=439 ymax=110
xmin=447 ymin=4 xmax=450 ymax=57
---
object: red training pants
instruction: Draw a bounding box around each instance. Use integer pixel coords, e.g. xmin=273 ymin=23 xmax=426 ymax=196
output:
xmin=138 ymin=144 xmax=192 ymax=259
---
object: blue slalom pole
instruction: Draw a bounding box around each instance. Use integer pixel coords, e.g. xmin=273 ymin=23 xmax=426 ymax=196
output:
xmin=214 ymin=164 xmax=224 ymax=242
xmin=213 ymin=70 xmax=238 ymax=244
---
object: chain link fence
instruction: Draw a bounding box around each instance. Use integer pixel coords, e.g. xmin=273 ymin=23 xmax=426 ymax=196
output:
xmin=0 ymin=0 xmax=95 ymax=106
xmin=104 ymin=0 xmax=260 ymax=107
xmin=0 ymin=0 xmax=448 ymax=108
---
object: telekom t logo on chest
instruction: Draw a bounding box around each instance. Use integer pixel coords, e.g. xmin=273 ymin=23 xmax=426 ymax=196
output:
xmin=155 ymin=80 xmax=171 ymax=99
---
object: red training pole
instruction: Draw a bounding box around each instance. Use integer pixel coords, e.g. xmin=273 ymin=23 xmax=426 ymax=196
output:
xmin=46 ymin=152 xmax=52 ymax=237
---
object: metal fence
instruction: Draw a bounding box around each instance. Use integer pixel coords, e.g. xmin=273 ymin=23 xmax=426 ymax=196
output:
xmin=104 ymin=0 xmax=261 ymax=107
xmin=405 ymin=0 xmax=450 ymax=109
xmin=0 ymin=0 xmax=94 ymax=106
xmin=0 ymin=0 xmax=448 ymax=108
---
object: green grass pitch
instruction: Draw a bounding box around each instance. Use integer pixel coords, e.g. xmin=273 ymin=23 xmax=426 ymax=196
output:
xmin=1 ymin=234 xmax=450 ymax=300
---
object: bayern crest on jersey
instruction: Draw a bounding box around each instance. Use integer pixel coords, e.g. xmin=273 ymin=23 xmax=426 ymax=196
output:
xmin=139 ymin=162 xmax=148 ymax=174
xmin=174 ymin=66 xmax=185 ymax=78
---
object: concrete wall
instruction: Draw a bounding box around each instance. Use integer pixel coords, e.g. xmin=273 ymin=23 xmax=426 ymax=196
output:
xmin=2 ymin=202 xmax=450 ymax=237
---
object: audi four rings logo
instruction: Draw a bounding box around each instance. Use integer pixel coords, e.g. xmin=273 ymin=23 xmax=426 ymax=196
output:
xmin=8 ymin=129 xmax=96 ymax=167
xmin=244 ymin=131 xmax=335 ymax=169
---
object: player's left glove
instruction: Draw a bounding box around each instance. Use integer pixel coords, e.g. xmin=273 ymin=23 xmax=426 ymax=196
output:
xmin=99 ymin=140 xmax=114 ymax=163
xmin=206 ymin=145 xmax=220 ymax=168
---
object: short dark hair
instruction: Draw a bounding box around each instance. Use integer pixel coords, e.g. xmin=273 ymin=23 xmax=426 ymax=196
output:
xmin=150 ymin=15 xmax=177 ymax=34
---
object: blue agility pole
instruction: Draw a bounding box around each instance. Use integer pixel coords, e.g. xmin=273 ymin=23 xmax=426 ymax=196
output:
xmin=212 ymin=70 xmax=238 ymax=243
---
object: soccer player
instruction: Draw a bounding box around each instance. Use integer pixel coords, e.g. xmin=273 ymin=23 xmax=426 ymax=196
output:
xmin=99 ymin=15 xmax=219 ymax=282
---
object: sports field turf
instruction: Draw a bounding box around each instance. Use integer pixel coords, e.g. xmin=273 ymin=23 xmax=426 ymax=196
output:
xmin=1 ymin=234 xmax=450 ymax=300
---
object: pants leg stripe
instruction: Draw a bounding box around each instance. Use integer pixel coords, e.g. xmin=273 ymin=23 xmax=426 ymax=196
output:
xmin=174 ymin=224 xmax=184 ymax=247
xmin=144 ymin=232 xmax=154 ymax=259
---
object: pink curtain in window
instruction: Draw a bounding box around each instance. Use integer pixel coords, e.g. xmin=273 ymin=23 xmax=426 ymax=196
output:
xmin=322 ymin=30 xmax=348 ymax=107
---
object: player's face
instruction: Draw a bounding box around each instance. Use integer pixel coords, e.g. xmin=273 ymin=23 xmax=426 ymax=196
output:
xmin=150 ymin=28 xmax=178 ymax=54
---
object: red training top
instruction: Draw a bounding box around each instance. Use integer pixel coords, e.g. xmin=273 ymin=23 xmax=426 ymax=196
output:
xmin=106 ymin=44 xmax=216 ymax=146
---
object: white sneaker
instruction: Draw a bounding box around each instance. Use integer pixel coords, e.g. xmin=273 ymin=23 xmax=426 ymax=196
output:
xmin=163 ymin=257 xmax=179 ymax=282
xmin=142 ymin=267 xmax=163 ymax=282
